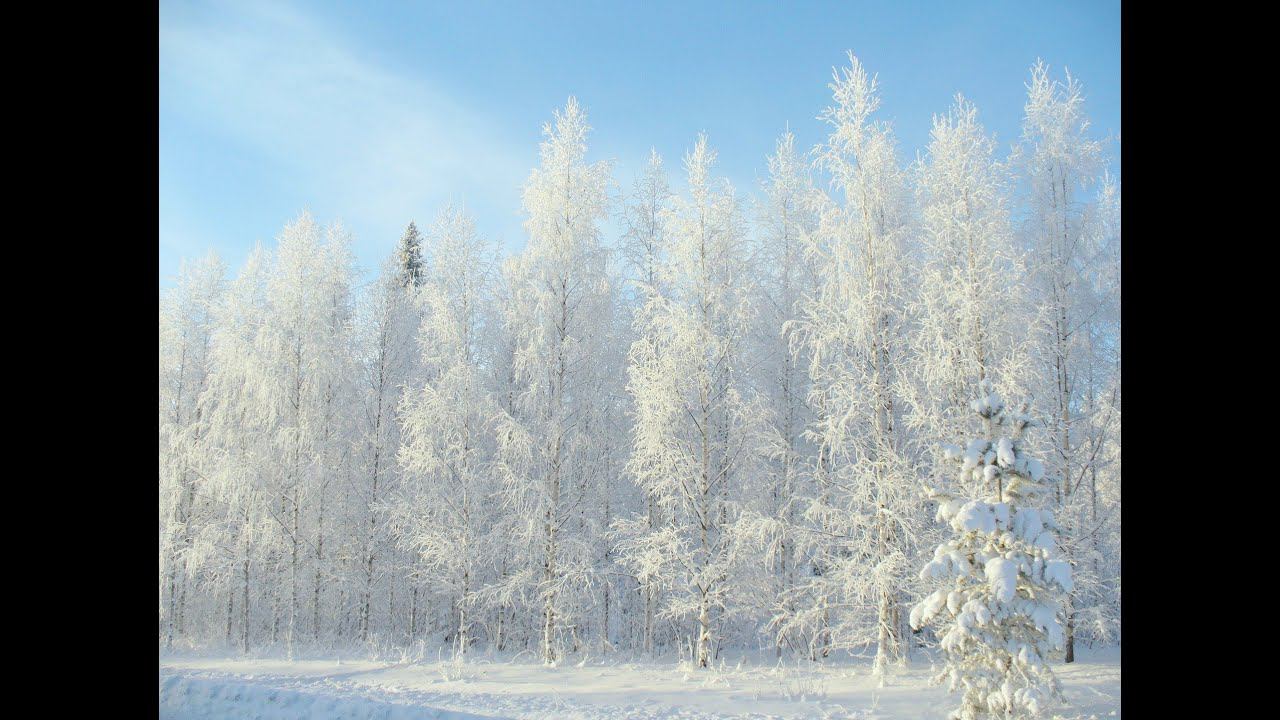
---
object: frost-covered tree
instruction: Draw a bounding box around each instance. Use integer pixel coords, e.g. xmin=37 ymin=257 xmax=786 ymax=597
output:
xmin=254 ymin=212 xmax=356 ymax=657
xmin=616 ymin=148 xmax=675 ymax=654
xmin=911 ymin=381 xmax=1072 ymax=719
xmin=793 ymin=53 xmax=920 ymax=677
xmin=618 ymin=133 xmax=758 ymax=668
xmin=499 ymin=98 xmax=616 ymax=664
xmin=907 ymin=95 xmax=1032 ymax=488
xmin=313 ymin=226 xmax=357 ymax=645
xmin=471 ymin=257 xmax=526 ymax=652
xmin=1015 ymin=61 xmax=1108 ymax=662
xmin=197 ymin=244 xmax=273 ymax=652
xmin=1060 ymin=172 xmax=1121 ymax=648
xmin=621 ymin=149 xmax=673 ymax=299
xmin=394 ymin=206 xmax=500 ymax=655
xmin=397 ymin=221 xmax=424 ymax=288
xmin=351 ymin=241 xmax=422 ymax=643
xmin=159 ymin=252 xmax=226 ymax=648
xmin=157 ymin=55 xmax=1119 ymax=664
xmin=735 ymin=130 xmax=822 ymax=657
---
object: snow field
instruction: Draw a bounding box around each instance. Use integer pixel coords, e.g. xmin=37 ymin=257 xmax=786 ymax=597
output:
xmin=160 ymin=647 xmax=1119 ymax=719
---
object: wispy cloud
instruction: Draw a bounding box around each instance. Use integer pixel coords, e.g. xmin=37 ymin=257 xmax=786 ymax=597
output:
xmin=160 ymin=0 xmax=530 ymax=274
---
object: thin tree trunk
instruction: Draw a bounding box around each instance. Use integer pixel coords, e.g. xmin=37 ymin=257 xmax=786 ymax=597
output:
xmin=409 ymin=582 xmax=418 ymax=642
xmin=241 ymin=531 xmax=251 ymax=653
xmin=165 ymin=561 xmax=178 ymax=650
xmin=288 ymin=488 xmax=299 ymax=659
xmin=314 ymin=486 xmax=326 ymax=643
xmin=225 ymin=587 xmax=234 ymax=646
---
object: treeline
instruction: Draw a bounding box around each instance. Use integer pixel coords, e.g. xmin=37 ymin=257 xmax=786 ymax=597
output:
xmin=158 ymin=54 xmax=1119 ymax=668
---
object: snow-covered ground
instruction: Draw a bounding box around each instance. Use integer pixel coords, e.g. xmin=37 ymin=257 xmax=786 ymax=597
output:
xmin=159 ymin=646 xmax=1119 ymax=719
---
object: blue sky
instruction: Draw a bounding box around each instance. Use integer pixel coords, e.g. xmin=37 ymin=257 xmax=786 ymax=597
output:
xmin=159 ymin=0 xmax=1120 ymax=286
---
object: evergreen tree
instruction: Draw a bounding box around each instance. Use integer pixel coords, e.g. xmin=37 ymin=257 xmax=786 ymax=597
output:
xmin=910 ymin=380 xmax=1072 ymax=719
xmin=397 ymin=221 xmax=424 ymax=288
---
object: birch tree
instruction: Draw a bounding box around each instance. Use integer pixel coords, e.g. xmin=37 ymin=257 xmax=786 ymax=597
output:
xmin=617 ymin=149 xmax=675 ymax=655
xmin=736 ymin=131 xmax=822 ymax=657
xmin=255 ymin=212 xmax=356 ymax=657
xmin=619 ymin=134 xmax=758 ymax=668
xmin=794 ymin=53 xmax=919 ymax=678
xmin=351 ymin=229 xmax=422 ymax=643
xmin=395 ymin=206 xmax=499 ymax=656
xmin=500 ymin=98 xmax=615 ymax=664
xmin=1015 ymin=61 xmax=1106 ymax=663
xmin=198 ymin=245 xmax=272 ymax=652
xmin=907 ymin=95 xmax=1032 ymax=497
xmin=159 ymin=252 xmax=226 ymax=648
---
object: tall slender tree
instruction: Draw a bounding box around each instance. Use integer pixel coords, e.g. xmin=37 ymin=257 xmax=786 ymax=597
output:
xmin=499 ymin=98 xmax=615 ymax=665
xmin=198 ymin=244 xmax=272 ymax=652
xmin=1016 ymin=61 xmax=1105 ymax=663
xmin=395 ymin=206 xmax=499 ymax=656
xmin=159 ymin=252 xmax=226 ymax=648
xmin=619 ymin=134 xmax=758 ymax=668
xmin=736 ymin=130 xmax=822 ymax=657
xmin=795 ymin=53 xmax=919 ymax=679
xmin=908 ymin=94 xmax=1032 ymax=497
xmin=617 ymin=148 xmax=675 ymax=655
xmin=254 ymin=212 xmax=356 ymax=657
xmin=352 ymin=238 xmax=422 ymax=643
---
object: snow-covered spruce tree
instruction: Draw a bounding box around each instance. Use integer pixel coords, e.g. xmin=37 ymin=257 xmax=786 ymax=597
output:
xmin=792 ymin=52 xmax=919 ymax=676
xmin=910 ymin=380 xmax=1072 ymax=720
xmin=394 ymin=205 xmax=500 ymax=656
xmin=617 ymin=133 xmax=758 ymax=669
xmin=396 ymin=221 xmax=424 ymax=288
xmin=499 ymin=97 xmax=615 ymax=665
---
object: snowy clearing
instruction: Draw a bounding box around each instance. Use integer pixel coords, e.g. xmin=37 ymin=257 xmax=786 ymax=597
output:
xmin=159 ymin=647 xmax=1119 ymax=720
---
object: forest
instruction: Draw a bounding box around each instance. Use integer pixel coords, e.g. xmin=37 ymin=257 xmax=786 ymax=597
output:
xmin=160 ymin=52 xmax=1119 ymax=719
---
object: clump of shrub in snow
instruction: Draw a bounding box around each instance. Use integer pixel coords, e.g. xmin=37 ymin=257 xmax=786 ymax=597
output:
xmin=776 ymin=665 xmax=829 ymax=703
xmin=911 ymin=381 xmax=1073 ymax=719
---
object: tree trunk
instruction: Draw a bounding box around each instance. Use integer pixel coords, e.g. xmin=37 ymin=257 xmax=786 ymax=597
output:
xmin=241 ymin=546 xmax=250 ymax=653
xmin=313 ymin=490 xmax=325 ymax=642
xmin=165 ymin=561 xmax=178 ymax=650
xmin=409 ymin=583 xmax=418 ymax=642
xmin=288 ymin=490 xmax=299 ymax=659
xmin=697 ymin=589 xmax=711 ymax=668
